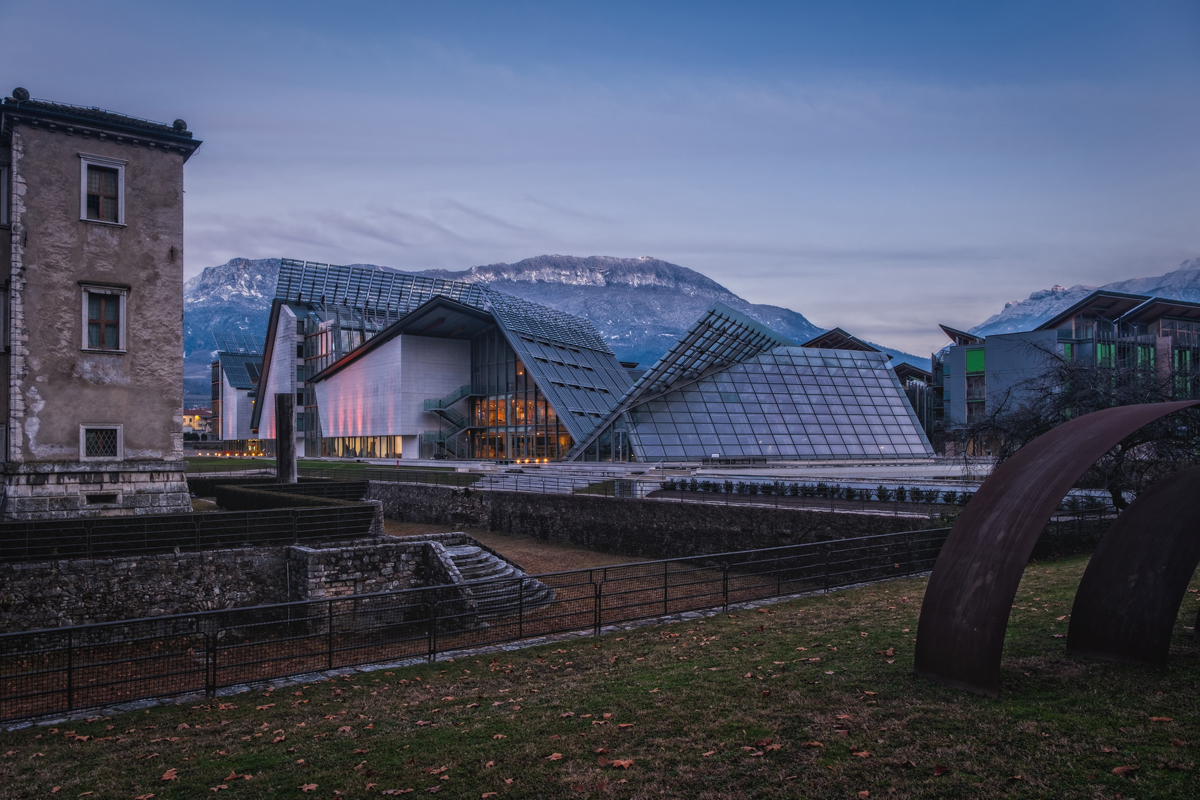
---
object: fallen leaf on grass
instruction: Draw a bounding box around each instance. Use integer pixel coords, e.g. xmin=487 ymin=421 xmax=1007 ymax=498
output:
xmin=852 ymin=750 xmax=871 ymax=758
xmin=610 ymin=760 xmax=634 ymax=769
xmin=800 ymin=741 xmax=824 ymax=749
xmin=764 ymin=744 xmax=782 ymax=752
xmin=1151 ymin=717 xmax=1174 ymax=723
xmin=1112 ymin=765 xmax=1138 ymax=776
xmin=255 ymin=704 xmax=275 ymax=710
xmin=933 ymin=765 xmax=950 ymax=776
xmin=210 ymin=787 xmax=227 ymax=792
xmin=50 ymin=789 xmax=60 ymax=795
xmin=1172 ymin=739 xmax=1188 ymax=747
xmin=300 ymin=784 xmax=318 ymax=793
xmin=702 ymin=751 xmax=715 ymax=757
xmin=134 ymin=795 xmax=155 ymax=800
xmin=492 ymin=734 xmax=506 ymax=740
xmin=618 ymin=723 xmax=634 ymax=728
xmin=482 ymin=794 xmax=498 ymax=798
xmin=161 ymin=769 xmax=178 ymax=781
xmin=546 ymin=753 xmax=563 ymax=761
xmin=858 ymin=792 xmax=869 ymax=799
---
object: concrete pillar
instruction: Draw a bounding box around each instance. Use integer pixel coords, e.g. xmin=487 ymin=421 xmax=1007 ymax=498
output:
xmin=275 ymin=393 xmax=297 ymax=484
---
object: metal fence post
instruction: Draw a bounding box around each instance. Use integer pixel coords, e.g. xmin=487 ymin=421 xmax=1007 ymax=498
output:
xmin=66 ymin=630 xmax=74 ymax=712
xmin=823 ymin=543 xmax=833 ymax=594
xmin=206 ymin=631 xmax=216 ymax=700
xmin=663 ymin=561 xmax=669 ymax=615
xmin=517 ymin=580 xmax=525 ymax=639
xmin=593 ymin=575 xmax=603 ymax=637
xmin=327 ymin=601 xmax=334 ymax=671
xmin=721 ymin=563 xmax=729 ymax=610
xmin=428 ymin=600 xmax=438 ymax=664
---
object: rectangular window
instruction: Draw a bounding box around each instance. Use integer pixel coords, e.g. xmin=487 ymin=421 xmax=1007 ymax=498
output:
xmin=87 ymin=292 xmax=120 ymax=349
xmin=80 ymin=425 xmax=122 ymax=460
xmin=80 ymin=285 xmax=127 ymax=352
xmin=966 ymin=375 xmax=986 ymax=401
xmin=79 ymin=153 xmax=126 ymax=225
xmin=86 ymin=165 xmax=119 ymax=222
xmin=965 ymin=348 xmax=986 ymax=374
xmin=966 ymin=401 xmax=987 ymax=424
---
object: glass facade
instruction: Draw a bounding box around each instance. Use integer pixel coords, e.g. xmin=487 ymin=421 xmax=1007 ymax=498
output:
xmin=321 ymin=435 xmax=403 ymax=459
xmin=617 ymin=347 xmax=932 ymax=461
xmin=467 ymin=327 xmax=574 ymax=460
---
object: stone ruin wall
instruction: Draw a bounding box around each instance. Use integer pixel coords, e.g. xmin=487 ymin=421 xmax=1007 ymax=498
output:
xmin=0 ymin=532 xmax=489 ymax=633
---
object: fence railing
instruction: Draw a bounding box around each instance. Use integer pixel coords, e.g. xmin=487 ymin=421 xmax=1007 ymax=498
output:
xmin=0 ymin=527 xmax=948 ymax=723
xmin=0 ymin=505 xmax=378 ymax=563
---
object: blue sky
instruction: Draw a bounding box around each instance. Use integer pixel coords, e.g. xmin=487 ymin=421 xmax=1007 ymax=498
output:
xmin=6 ymin=1 xmax=1200 ymax=355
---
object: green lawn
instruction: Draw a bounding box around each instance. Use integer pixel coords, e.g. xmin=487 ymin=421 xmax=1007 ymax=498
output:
xmin=3 ymin=555 xmax=1199 ymax=798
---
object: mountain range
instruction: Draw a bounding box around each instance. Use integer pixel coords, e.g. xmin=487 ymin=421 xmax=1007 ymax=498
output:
xmin=182 ymin=255 xmax=923 ymax=406
xmin=970 ymin=257 xmax=1200 ymax=337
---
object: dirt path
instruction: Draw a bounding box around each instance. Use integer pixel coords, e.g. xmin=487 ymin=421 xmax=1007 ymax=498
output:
xmin=382 ymin=519 xmax=645 ymax=575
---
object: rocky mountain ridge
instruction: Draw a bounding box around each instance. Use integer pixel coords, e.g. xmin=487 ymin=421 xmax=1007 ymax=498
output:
xmin=971 ymin=257 xmax=1200 ymax=337
xmin=182 ymin=254 xmax=920 ymax=405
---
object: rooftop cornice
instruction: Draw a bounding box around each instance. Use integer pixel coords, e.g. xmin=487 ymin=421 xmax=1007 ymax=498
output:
xmin=1 ymin=95 xmax=201 ymax=157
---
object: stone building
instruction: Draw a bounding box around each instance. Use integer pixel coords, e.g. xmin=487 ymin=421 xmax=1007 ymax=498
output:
xmin=0 ymin=88 xmax=202 ymax=518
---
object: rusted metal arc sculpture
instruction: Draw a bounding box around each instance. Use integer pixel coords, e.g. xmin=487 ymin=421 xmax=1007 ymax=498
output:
xmin=1067 ymin=465 xmax=1200 ymax=666
xmin=914 ymin=400 xmax=1200 ymax=697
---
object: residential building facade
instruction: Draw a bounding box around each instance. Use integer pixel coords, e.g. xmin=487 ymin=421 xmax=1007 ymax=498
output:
xmin=0 ymin=88 xmax=201 ymax=518
xmin=938 ymin=291 xmax=1200 ymax=440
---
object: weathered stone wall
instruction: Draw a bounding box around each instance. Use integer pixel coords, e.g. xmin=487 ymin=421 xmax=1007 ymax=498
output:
xmin=0 ymin=547 xmax=290 ymax=630
xmin=367 ymin=483 xmax=934 ymax=560
xmin=0 ymin=531 xmax=504 ymax=632
xmin=3 ymin=115 xmax=195 ymax=519
xmin=288 ymin=540 xmax=428 ymax=600
xmin=3 ymin=461 xmax=190 ymax=519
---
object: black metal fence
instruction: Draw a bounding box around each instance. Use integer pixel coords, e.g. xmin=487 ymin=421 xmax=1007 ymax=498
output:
xmin=0 ymin=505 xmax=378 ymax=563
xmin=0 ymin=527 xmax=948 ymax=722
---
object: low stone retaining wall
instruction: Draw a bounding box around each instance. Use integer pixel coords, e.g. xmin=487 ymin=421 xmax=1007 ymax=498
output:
xmin=0 ymin=532 xmax=506 ymax=632
xmin=367 ymin=482 xmax=935 ymax=559
xmin=367 ymin=483 xmax=1111 ymax=562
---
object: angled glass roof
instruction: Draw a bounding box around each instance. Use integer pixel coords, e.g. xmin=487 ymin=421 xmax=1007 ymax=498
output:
xmin=219 ymin=352 xmax=262 ymax=391
xmin=624 ymin=347 xmax=933 ymax=461
xmin=486 ymin=290 xmax=614 ymax=354
xmin=276 ymin=258 xmax=488 ymax=313
xmin=568 ymin=302 xmax=792 ymax=458
xmin=212 ymin=330 xmax=264 ymax=355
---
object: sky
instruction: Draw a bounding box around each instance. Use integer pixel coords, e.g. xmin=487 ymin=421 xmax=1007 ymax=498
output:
xmin=5 ymin=0 xmax=1200 ymax=356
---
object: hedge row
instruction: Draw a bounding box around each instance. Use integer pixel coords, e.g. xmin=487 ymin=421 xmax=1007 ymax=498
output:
xmin=212 ymin=485 xmax=371 ymax=512
xmin=658 ymin=479 xmax=1110 ymax=510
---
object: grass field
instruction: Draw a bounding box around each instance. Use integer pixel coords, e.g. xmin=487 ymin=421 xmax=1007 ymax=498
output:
xmin=3 ymin=555 xmax=1199 ymax=798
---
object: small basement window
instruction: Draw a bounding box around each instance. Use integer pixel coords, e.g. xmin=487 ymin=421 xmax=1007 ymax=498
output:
xmin=85 ymin=493 xmax=119 ymax=505
xmin=80 ymin=425 xmax=122 ymax=460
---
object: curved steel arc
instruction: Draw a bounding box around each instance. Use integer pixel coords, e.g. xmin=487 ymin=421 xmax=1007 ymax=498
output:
xmin=1067 ymin=465 xmax=1200 ymax=666
xmin=913 ymin=400 xmax=1200 ymax=697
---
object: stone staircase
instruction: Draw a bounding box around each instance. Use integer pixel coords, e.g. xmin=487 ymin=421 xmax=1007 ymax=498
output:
xmin=442 ymin=545 xmax=556 ymax=618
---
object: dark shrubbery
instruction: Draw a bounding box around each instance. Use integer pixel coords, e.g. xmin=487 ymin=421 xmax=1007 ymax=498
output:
xmin=213 ymin=485 xmax=370 ymax=512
